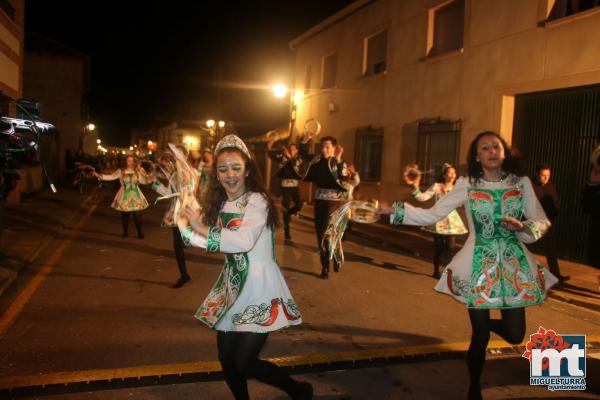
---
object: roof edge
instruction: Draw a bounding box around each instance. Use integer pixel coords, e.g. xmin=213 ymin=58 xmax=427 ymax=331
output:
xmin=289 ymin=0 xmax=375 ymax=50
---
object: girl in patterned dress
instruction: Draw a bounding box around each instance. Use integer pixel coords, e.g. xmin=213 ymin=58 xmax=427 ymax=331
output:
xmin=380 ymin=131 xmax=558 ymax=400
xmin=407 ymin=163 xmax=468 ymax=278
xmin=177 ymin=135 xmax=312 ymax=400
xmin=95 ymin=155 xmax=152 ymax=238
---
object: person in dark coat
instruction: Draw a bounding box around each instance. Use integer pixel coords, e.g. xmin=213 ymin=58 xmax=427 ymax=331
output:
xmin=530 ymin=164 xmax=569 ymax=280
xmin=582 ymin=147 xmax=600 ymax=269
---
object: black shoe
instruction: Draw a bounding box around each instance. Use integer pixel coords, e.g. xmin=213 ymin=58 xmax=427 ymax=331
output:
xmin=122 ymin=232 xmax=128 ymax=238
xmin=467 ymin=384 xmax=482 ymax=400
xmin=172 ymin=275 xmax=191 ymax=288
xmin=432 ymin=270 xmax=441 ymax=279
xmin=333 ymin=262 xmax=340 ymax=272
xmin=284 ymin=229 xmax=291 ymax=240
xmin=557 ymin=274 xmax=570 ymax=282
xmin=292 ymin=381 xmax=314 ymax=400
xmin=320 ymin=267 xmax=329 ymax=279
xmin=137 ymin=233 xmax=144 ymax=239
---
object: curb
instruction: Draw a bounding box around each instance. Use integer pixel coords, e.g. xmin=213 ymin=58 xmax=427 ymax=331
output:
xmin=1 ymin=337 xmax=598 ymax=397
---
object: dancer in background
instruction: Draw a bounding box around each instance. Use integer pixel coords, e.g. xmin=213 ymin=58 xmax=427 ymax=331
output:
xmin=268 ymin=139 xmax=304 ymax=241
xmin=406 ymin=163 xmax=467 ymax=278
xmin=198 ymin=147 xmax=213 ymax=204
xmin=300 ymin=135 xmax=348 ymax=279
xmin=380 ymin=131 xmax=557 ymax=400
xmin=177 ymin=135 xmax=311 ymax=400
xmin=152 ymin=152 xmax=198 ymax=288
xmin=95 ymin=155 xmax=153 ymax=238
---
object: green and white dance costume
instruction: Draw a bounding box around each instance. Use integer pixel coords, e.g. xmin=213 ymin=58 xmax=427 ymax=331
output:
xmin=392 ymin=175 xmax=558 ymax=309
xmin=181 ymin=192 xmax=302 ymax=332
xmin=99 ymin=168 xmax=151 ymax=211
xmin=412 ymin=183 xmax=467 ymax=235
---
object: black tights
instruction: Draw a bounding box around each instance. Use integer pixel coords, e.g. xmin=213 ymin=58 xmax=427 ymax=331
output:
xmin=121 ymin=211 xmax=142 ymax=237
xmin=171 ymin=227 xmax=188 ymax=278
xmin=432 ymin=234 xmax=455 ymax=273
xmin=217 ymin=331 xmax=302 ymax=400
xmin=467 ymin=308 xmax=525 ymax=398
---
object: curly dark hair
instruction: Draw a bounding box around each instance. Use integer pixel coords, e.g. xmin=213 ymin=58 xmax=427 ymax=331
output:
xmin=202 ymin=148 xmax=279 ymax=229
xmin=467 ymin=131 xmax=524 ymax=184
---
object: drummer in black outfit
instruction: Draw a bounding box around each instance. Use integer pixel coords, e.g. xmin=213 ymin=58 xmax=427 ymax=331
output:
xmin=267 ymin=140 xmax=304 ymax=241
xmin=300 ymin=135 xmax=348 ymax=279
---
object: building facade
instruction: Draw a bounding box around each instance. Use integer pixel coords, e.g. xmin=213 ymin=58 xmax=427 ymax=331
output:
xmin=290 ymin=0 xmax=600 ymax=263
xmin=23 ymin=34 xmax=90 ymax=175
xmin=0 ymin=0 xmax=24 ymax=115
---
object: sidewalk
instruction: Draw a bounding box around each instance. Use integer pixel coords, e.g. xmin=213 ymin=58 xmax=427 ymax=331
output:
xmin=297 ymin=202 xmax=600 ymax=311
xmin=0 ymin=183 xmax=98 ymax=297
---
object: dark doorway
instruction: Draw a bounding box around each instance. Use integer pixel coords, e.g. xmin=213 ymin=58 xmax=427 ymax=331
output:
xmin=513 ymin=84 xmax=600 ymax=264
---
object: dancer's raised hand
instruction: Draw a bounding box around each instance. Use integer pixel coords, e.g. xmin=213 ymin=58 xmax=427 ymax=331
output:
xmin=334 ymin=145 xmax=344 ymax=161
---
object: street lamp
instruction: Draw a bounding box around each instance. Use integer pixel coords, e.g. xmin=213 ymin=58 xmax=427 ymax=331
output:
xmin=205 ymin=119 xmax=226 ymax=145
xmin=273 ymin=84 xmax=298 ymax=144
xmin=87 ymin=123 xmax=95 ymax=131
xmin=129 ymin=146 xmax=134 ymax=151
xmin=96 ymin=139 xmax=101 ymax=144
xmin=273 ymin=84 xmax=288 ymax=99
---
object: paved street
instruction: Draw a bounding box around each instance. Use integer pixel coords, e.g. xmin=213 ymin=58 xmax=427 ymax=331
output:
xmin=0 ymin=185 xmax=598 ymax=399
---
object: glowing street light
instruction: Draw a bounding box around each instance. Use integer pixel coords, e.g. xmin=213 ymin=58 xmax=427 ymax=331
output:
xmin=87 ymin=123 xmax=95 ymax=131
xmin=218 ymin=120 xmax=225 ymax=128
xmin=273 ymin=84 xmax=288 ymax=99
xmin=147 ymin=140 xmax=153 ymax=146
xmin=206 ymin=119 xmax=215 ymax=128
xmin=96 ymin=139 xmax=101 ymax=144
xmin=129 ymin=146 xmax=134 ymax=151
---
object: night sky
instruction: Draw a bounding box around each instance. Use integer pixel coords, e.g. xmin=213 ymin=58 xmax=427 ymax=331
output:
xmin=24 ymin=0 xmax=355 ymax=146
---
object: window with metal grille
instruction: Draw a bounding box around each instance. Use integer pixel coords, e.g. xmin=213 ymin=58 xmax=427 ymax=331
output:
xmin=548 ymin=0 xmax=600 ymax=20
xmin=416 ymin=120 xmax=460 ymax=186
xmin=363 ymin=31 xmax=387 ymax=76
xmin=304 ymin=65 xmax=311 ymax=95
xmin=428 ymin=0 xmax=464 ymax=57
xmin=355 ymin=127 xmax=383 ymax=182
xmin=322 ymin=54 xmax=338 ymax=89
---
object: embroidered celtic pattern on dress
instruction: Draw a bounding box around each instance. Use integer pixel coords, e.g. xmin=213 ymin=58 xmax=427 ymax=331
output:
xmin=232 ymin=298 xmax=301 ymax=326
xmin=391 ymin=201 xmax=405 ymax=225
xmin=281 ymin=299 xmax=301 ymax=320
xmin=467 ymin=186 xmax=542 ymax=309
xmin=232 ymin=298 xmax=279 ymax=326
xmin=207 ymin=226 xmax=221 ymax=253
xmin=469 ymin=191 xmax=494 ymax=239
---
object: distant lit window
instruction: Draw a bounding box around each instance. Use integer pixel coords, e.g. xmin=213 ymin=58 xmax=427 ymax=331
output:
xmin=355 ymin=127 xmax=383 ymax=182
xmin=548 ymin=0 xmax=600 ymax=20
xmin=427 ymin=0 xmax=464 ymax=57
xmin=416 ymin=119 xmax=460 ymax=186
xmin=321 ymin=54 xmax=338 ymax=88
xmin=304 ymin=65 xmax=312 ymax=94
xmin=363 ymin=31 xmax=387 ymax=76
